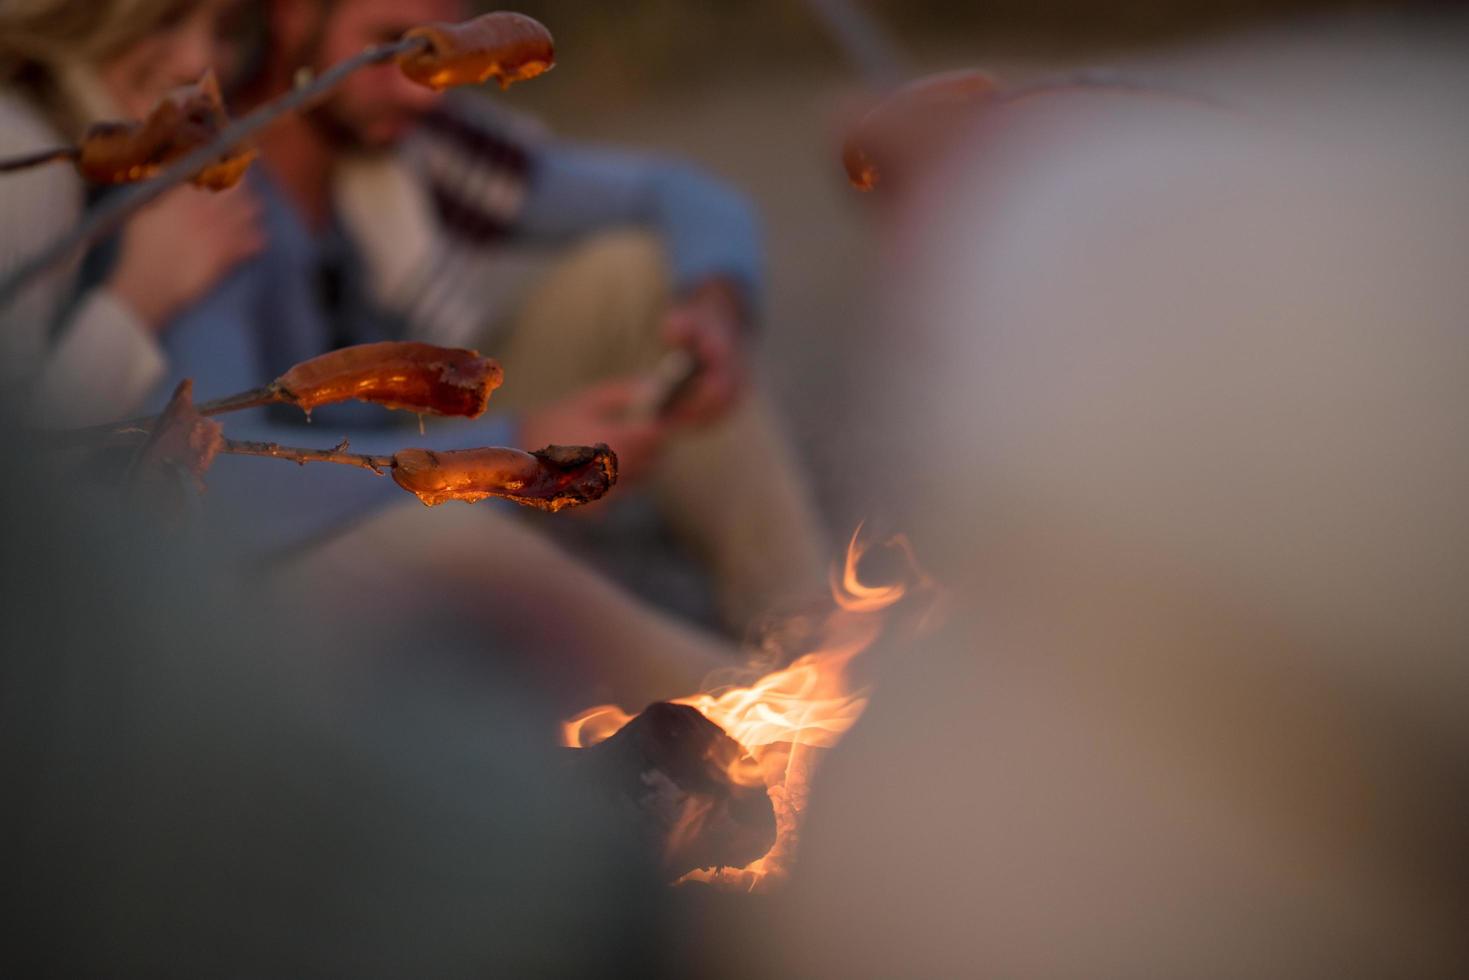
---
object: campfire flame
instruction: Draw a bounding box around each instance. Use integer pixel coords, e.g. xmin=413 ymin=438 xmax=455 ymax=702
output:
xmin=563 ymin=524 xmax=941 ymax=891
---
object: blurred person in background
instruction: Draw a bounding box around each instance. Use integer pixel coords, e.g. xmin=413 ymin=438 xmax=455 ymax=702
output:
xmin=0 ymin=0 xmax=262 ymax=426
xmin=733 ymin=10 xmax=1469 ymax=979
xmin=153 ymin=0 xmax=829 ymax=640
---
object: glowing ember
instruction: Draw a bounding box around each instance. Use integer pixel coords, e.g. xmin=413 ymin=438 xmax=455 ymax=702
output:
xmin=563 ymin=524 xmax=941 ymax=890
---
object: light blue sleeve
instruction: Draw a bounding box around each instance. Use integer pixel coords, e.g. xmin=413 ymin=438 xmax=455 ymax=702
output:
xmin=514 ymin=143 xmax=766 ymax=315
xmin=157 ymin=266 xmax=519 ymax=561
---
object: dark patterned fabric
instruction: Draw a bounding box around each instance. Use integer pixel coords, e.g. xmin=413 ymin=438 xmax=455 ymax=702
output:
xmin=415 ymin=101 xmax=534 ymax=246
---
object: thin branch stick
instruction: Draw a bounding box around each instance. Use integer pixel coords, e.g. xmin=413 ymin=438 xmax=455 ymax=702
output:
xmin=0 ymin=145 xmax=79 ymax=174
xmin=47 ymin=384 xmax=288 ymax=448
xmin=222 ymin=437 xmax=393 ymax=474
xmin=196 ymin=385 xmax=285 ymax=418
xmin=0 ymin=35 xmax=428 ymax=310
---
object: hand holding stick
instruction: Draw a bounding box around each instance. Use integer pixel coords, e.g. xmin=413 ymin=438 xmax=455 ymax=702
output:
xmin=55 ymin=342 xmax=505 ymax=448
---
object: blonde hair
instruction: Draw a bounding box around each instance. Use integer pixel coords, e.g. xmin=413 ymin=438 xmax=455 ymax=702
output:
xmin=0 ymin=0 xmax=202 ymax=79
xmin=0 ymin=0 xmax=204 ymax=132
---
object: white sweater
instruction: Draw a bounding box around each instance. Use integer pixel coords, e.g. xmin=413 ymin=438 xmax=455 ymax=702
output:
xmin=0 ymin=90 xmax=165 ymax=426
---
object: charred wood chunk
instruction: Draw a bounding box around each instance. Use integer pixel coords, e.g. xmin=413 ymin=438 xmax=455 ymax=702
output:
xmin=570 ymin=703 xmax=775 ymax=880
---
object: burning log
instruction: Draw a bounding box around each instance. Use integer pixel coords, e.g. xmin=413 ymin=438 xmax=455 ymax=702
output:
xmin=569 ymin=702 xmax=776 ymax=880
xmin=398 ymin=12 xmax=555 ymax=91
xmin=565 ymin=527 xmax=946 ymax=890
xmin=76 ymin=72 xmax=256 ymax=191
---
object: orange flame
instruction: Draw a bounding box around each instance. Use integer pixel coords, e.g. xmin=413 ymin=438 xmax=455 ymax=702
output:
xmin=564 ymin=524 xmax=940 ymax=891
xmin=561 ymin=704 xmax=635 ymax=750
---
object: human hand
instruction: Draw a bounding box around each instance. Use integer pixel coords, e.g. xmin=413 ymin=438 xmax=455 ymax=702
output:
xmin=658 ymin=278 xmax=749 ymax=426
xmin=520 ymin=377 xmax=669 ymax=483
xmin=107 ymin=183 xmax=264 ymax=331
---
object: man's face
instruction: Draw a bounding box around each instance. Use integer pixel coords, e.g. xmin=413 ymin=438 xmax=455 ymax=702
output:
xmin=309 ymin=0 xmax=464 ymax=150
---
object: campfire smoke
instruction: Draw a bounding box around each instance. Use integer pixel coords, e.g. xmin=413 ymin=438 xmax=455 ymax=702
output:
xmin=564 ymin=525 xmax=942 ymax=891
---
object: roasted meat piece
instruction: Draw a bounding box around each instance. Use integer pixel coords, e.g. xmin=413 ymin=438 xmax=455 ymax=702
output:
xmin=398 ymin=12 xmax=554 ymax=91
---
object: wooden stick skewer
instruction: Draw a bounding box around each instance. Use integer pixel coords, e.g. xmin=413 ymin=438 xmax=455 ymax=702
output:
xmin=0 ymin=145 xmax=79 ymax=174
xmin=221 ymin=437 xmax=393 ymax=474
xmin=0 ymin=35 xmax=429 ymax=310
